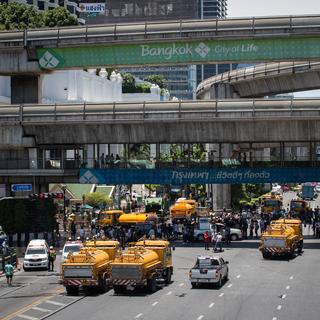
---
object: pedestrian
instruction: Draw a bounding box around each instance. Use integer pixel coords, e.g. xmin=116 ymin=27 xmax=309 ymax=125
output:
xmin=79 ymin=225 xmax=85 ymax=242
xmin=204 ymin=231 xmax=211 ymax=250
xmin=4 ymin=261 xmax=14 ymax=286
xmin=254 ymin=221 xmax=259 ymax=238
xmin=48 ymin=246 xmax=56 ymax=271
xmin=214 ymin=232 xmax=223 ymax=252
xmin=249 ymin=220 xmax=254 ymax=238
xmin=225 ymin=225 xmax=231 ymax=245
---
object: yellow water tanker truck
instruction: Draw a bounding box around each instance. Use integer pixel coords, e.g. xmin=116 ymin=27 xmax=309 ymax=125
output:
xmin=110 ymin=240 xmax=173 ymax=294
xmin=259 ymin=219 xmax=303 ymax=259
xmin=61 ymin=247 xmax=117 ymax=295
xmin=84 ymin=240 xmax=120 ymax=260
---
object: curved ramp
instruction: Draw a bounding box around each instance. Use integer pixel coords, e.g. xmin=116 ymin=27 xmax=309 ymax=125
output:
xmin=196 ymin=61 xmax=320 ymax=99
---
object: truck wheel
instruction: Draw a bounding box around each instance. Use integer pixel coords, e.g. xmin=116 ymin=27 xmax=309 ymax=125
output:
xmin=66 ymin=286 xmax=79 ymax=296
xmin=147 ymin=277 xmax=157 ymax=293
xmin=297 ymin=241 xmax=303 ymax=254
xmin=225 ymin=271 xmax=229 ymax=281
xmin=216 ymin=277 xmax=222 ymax=288
xmin=231 ymin=234 xmax=238 ymax=241
xmin=262 ymin=252 xmax=270 ymax=259
xmin=191 ymin=282 xmax=197 ymax=289
xmin=165 ymin=269 xmax=172 ymax=285
xmin=98 ymin=276 xmax=107 ymax=294
xmin=113 ymin=285 xmax=125 ymax=294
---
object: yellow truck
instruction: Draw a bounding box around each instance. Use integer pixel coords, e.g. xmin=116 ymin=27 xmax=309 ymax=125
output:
xmin=261 ymin=193 xmax=283 ymax=215
xmin=259 ymin=219 xmax=303 ymax=259
xmin=61 ymin=240 xmax=119 ymax=295
xmin=110 ymin=239 xmax=173 ymax=294
xmin=98 ymin=210 xmax=125 ymax=227
xmin=290 ymin=200 xmax=309 ymax=218
xmin=170 ymin=198 xmax=197 ymax=221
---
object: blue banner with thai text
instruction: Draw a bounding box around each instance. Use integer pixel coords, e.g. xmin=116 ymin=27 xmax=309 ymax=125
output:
xmin=80 ymin=167 xmax=320 ymax=184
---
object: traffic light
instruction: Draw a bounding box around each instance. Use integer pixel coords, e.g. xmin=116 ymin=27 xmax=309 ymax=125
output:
xmin=28 ymin=192 xmax=64 ymax=200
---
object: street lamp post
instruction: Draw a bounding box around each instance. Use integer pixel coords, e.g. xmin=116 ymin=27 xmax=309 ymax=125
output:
xmin=61 ymin=184 xmax=67 ymax=231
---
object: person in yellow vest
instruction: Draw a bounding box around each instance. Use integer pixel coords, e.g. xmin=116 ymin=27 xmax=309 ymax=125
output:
xmin=48 ymin=246 xmax=56 ymax=271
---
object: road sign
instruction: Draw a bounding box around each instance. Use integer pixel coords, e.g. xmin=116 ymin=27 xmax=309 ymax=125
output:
xmin=11 ymin=184 xmax=33 ymax=192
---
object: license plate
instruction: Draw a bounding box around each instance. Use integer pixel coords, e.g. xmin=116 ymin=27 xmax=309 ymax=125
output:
xmin=200 ymin=269 xmax=208 ymax=274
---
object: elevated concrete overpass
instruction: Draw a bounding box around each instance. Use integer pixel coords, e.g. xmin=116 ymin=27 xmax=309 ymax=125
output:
xmin=1 ymin=15 xmax=320 ymax=74
xmin=196 ymin=61 xmax=320 ymax=99
xmin=1 ymin=99 xmax=320 ymax=146
xmin=2 ymin=14 xmax=320 ymax=103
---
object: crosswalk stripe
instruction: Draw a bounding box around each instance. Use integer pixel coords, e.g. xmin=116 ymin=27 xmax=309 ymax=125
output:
xmin=45 ymin=300 xmax=66 ymax=307
xmin=32 ymin=306 xmax=52 ymax=313
xmin=17 ymin=314 xmax=39 ymax=320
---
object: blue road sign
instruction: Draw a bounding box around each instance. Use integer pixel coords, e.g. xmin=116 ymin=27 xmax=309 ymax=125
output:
xmin=11 ymin=184 xmax=33 ymax=192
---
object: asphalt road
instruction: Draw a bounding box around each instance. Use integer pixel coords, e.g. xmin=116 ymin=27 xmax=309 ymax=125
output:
xmin=1 ymin=229 xmax=319 ymax=320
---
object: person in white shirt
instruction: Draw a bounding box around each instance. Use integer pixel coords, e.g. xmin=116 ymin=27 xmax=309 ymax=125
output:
xmin=214 ymin=232 xmax=223 ymax=252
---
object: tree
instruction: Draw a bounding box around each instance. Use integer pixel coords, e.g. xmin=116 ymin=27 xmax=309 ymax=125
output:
xmin=84 ymin=192 xmax=112 ymax=209
xmin=0 ymin=3 xmax=43 ymax=30
xmin=0 ymin=3 xmax=78 ymax=31
xmin=144 ymin=75 xmax=167 ymax=89
xmin=121 ymin=73 xmax=136 ymax=93
xmin=43 ymin=7 xmax=78 ymax=28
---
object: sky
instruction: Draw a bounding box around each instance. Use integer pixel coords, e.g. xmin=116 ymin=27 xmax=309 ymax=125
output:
xmin=228 ymin=0 xmax=319 ymax=17
xmin=228 ymin=0 xmax=320 ymax=97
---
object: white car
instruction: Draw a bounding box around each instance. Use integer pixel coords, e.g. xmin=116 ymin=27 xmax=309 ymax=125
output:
xmin=23 ymin=239 xmax=49 ymax=271
xmin=194 ymin=223 xmax=242 ymax=241
xmin=61 ymin=241 xmax=83 ymax=263
xmin=315 ymin=184 xmax=320 ymax=193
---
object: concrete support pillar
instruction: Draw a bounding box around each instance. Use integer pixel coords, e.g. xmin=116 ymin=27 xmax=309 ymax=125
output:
xmin=87 ymin=144 xmax=94 ymax=168
xmin=28 ymin=148 xmax=38 ymax=169
xmin=211 ymin=143 xmax=232 ymax=210
xmin=11 ymin=75 xmax=42 ymax=104
xmin=210 ymin=83 xmax=239 ymax=99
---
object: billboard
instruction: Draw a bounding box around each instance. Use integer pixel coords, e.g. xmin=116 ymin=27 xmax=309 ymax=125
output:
xmin=80 ymin=167 xmax=320 ymax=185
xmin=37 ymin=37 xmax=320 ymax=70
xmin=78 ymin=3 xmax=106 ymax=13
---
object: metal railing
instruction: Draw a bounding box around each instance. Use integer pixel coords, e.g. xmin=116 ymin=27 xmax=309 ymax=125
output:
xmin=0 ymin=157 xmax=316 ymax=170
xmin=196 ymin=61 xmax=320 ymax=95
xmin=0 ymin=99 xmax=320 ymax=124
xmin=1 ymin=15 xmax=320 ymax=48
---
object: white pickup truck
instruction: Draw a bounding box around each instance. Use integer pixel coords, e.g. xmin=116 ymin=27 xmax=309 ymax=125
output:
xmin=189 ymin=256 xmax=229 ymax=288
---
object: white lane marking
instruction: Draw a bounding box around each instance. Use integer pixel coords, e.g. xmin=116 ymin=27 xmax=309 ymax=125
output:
xmin=179 ymin=283 xmax=185 ymax=287
xmin=281 ymin=294 xmax=286 ymax=299
xmin=45 ymin=300 xmax=66 ymax=307
xmin=286 ymin=285 xmax=290 ymax=290
xmin=272 ymin=317 xmax=278 ymax=320
xmin=135 ymin=313 xmax=143 ymax=319
xmin=209 ymin=303 xmax=215 ymax=308
xmin=289 ymin=276 xmax=294 ymax=280
xmin=227 ymin=284 xmax=232 ymax=288
xmin=277 ymin=305 xmax=282 ymax=310
xmin=152 ymin=301 xmax=159 ymax=306
xmin=32 ymin=306 xmax=52 ymax=313
xmin=197 ymin=315 xmax=204 ymax=320
xmin=17 ymin=315 xmax=39 ymax=320
xmin=219 ymin=293 xmax=224 ymax=297
xmin=166 ymin=291 xmax=172 ymax=295
xmin=236 ymin=274 xmax=241 ymax=279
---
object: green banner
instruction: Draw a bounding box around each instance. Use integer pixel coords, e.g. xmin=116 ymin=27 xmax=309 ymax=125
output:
xmin=37 ymin=37 xmax=320 ymax=69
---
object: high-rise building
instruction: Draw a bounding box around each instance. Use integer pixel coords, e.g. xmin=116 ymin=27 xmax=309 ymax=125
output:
xmin=196 ymin=0 xmax=236 ymax=85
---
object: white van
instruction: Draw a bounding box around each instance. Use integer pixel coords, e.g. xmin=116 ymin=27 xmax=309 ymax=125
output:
xmin=23 ymin=239 xmax=49 ymax=271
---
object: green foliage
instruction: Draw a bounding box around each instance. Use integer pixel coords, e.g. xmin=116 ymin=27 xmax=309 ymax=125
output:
xmin=121 ymin=72 xmax=136 ymax=93
xmin=0 ymin=3 xmax=43 ymax=30
xmin=159 ymin=144 xmax=206 ymax=161
xmin=0 ymin=3 xmax=78 ymax=31
xmin=0 ymin=199 xmax=56 ymax=233
xmin=43 ymin=7 xmax=78 ymax=28
xmin=121 ymin=73 xmax=151 ymax=93
xmin=84 ymin=192 xmax=112 ymax=209
xmin=144 ymin=75 xmax=167 ymax=89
